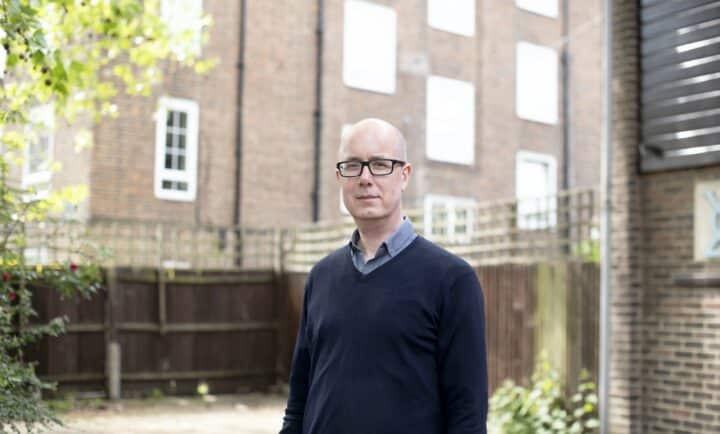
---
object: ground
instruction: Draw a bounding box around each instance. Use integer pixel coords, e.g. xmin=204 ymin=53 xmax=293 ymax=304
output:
xmin=40 ymin=393 xmax=286 ymax=434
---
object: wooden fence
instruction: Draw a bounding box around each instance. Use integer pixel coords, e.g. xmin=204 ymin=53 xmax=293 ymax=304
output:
xmin=281 ymin=262 xmax=599 ymax=396
xmin=28 ymin=261 xmax=598 ymax=398
xmin=283 ymin=188 xmax=598 ymax=272
xmin=21 ymin=188 xmax=599 ymax=397
xmin=18 ymin=189 xmax=597 ymax=273
xmin=27 ymin=268 xmax=283 ymax=397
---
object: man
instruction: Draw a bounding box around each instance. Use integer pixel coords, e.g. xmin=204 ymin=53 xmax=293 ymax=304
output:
xmin=280 ymin=118 xmax=487 ymax=434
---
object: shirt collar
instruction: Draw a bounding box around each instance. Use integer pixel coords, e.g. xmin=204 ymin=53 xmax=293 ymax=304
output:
xmin=350 ymin=217 xmax=415 ymax=258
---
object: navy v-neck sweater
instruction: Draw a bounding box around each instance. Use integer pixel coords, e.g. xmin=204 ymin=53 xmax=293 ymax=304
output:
xmin=280 ymin=237 xmax=488 ymax=434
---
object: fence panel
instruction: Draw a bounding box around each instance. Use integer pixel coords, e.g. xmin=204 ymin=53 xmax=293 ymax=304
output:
xmin=29 ymin=268 xmax=282 ymax=397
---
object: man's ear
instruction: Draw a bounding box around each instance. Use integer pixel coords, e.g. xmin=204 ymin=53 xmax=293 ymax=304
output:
xmin=401 ymin=163 xmax=412 ymax=189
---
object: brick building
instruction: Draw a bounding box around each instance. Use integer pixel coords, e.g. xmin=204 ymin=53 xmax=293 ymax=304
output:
xmin=32 ymin=0 xmax=604 ymax=232
xmin=609 ymin=0 xmax=720 ymax=432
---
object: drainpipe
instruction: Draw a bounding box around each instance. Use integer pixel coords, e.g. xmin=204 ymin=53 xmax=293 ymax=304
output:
xmin=311 ymin=0 xmax=324 ymax=222
xmin=599 ymin=0 xmax=613 ymax=432
xmin=234 ymin=0 xmax=247 ymax=228
xmin=561 ymin=0 xmax=570 ymax=191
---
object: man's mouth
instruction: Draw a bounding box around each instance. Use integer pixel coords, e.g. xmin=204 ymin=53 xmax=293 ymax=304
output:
xmin=356 ymin=195 xmax=380 ymax=200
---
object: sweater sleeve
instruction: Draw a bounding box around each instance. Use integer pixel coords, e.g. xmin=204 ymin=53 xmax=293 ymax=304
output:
xmin=438 ymin=269 xmax=488 ymax=434
xmin=279 ymin=275 xmax=313 ymax=434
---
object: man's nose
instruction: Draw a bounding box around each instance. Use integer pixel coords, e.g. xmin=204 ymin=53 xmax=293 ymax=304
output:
xmin=358 ymin=164 xmax=374 ymax=183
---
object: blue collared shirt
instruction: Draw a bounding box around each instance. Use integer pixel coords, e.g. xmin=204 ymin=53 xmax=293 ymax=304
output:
xmin=349 ymin=217 xmax=417 ymax=275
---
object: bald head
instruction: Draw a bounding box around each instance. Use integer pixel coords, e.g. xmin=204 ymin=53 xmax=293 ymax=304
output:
xmin=339 ymin=118 xmax=408 ymax=161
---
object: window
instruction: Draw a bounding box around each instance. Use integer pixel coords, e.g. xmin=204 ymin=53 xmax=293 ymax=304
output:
xmin=161 ymin=0 xmax=204 ymax=59
xmin=343 ymin=0 xmax=397 ymax=94
xmin=428 ymin=0 xmax=475 ymax=36
xmin=23 ymin=105 xmax=54 ymax=199
xmin=424 ymin=195 xmax=476 ymax=241
xmin=516 ymin=151 xmax=557 ymax=229
xmin=516 ymin=0 xmax=558 ymax=18
xmin=426 ymin=76 xmax=475 ymax=165
xmin=154 ymin=97 xmax=199 ymax=201
xmin=516 ymin=41 xmax=558 ymax=125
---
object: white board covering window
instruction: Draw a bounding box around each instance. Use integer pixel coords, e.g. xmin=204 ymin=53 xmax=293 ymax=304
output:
xmin=343 ymin=0 xmax=397 ymax=94
xmin=516 ymin=41 xmax=558 ymax=125
xmin=428 ymin=0 xmax=475 ymax=37
xmin=161 ymin=0 xmax=203 ymax=59
xmin=516 ymin=0 xmax=558 ymax=18
xmin=426 ymin=76 xmax=475 ymax=165
xmin=516 ymin=151 xmax=557 ymax=229
xmin=424 ymin=195 xmax=476 ymax=240
xmin=154 ymin=97 xmax=199 ymax=201
xmin=23 ymin=104 xmax=54 ymax=199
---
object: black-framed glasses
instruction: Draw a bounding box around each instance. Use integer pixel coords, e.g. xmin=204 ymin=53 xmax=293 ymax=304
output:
xmin=336 ymin=159 xmax=406 ymax=177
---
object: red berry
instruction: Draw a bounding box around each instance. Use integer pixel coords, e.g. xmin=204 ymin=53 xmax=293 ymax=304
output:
xmin=70 ymin=263 xmax=78 ymax=272
xmin=8 ymin=292 xmax=16 ymax=301
xmin=2 ymin=271 xmax=9 ymax=282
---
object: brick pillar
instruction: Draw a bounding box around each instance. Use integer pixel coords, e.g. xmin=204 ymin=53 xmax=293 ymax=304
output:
xmin=609 ymin=1 xmax=644 ymax=432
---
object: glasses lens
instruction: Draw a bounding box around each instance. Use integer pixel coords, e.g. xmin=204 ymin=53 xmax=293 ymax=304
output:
xmin=341 ymin=162 xmax=362 ymax=176
xmin=369 ymin=159 xmax=393 ymax=175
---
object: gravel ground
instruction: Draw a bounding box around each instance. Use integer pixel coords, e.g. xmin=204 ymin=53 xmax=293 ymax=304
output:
xmin=39 ymin=393 xmax=286 ymax=434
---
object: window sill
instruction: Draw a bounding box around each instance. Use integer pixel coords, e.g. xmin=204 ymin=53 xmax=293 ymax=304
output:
xmin=673 ymin=271 xmax=720 ymax=288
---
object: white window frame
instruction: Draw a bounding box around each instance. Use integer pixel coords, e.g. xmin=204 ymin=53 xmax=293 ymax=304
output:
xmin=22 ymin=104 xmax=54 ymax=199
xmin=342 ymin=0 xmax=397 ymax=94
xmin=424 ymin=195 xmax=476 ymax=241
xmin=515 ymin=0 xmax=558 ymax=18
xmin=161 ymin=0 xmax=204 ymax=59
xmin=426 ymin=76 xmax=475 ymax=165
xmin=154 ymin=96 xmax=199 ymax=202
xmin=515 ymin=150 xmax=557 ymax=230
xmin=427 ymin=0 xmax=475 ymax=37
xmin=516 ymin=41 xmax=559 ymax=125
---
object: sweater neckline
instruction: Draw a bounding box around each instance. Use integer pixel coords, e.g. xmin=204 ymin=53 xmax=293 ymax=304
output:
xmin=348 ymin=236 xmax=422 ymax=282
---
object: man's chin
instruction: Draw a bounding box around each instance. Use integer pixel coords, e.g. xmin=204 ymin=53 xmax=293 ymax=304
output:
xmin=350 ymin=208 xmax=385 ymax=220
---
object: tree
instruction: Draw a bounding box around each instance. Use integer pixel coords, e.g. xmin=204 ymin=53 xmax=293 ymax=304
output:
xmin=0 ymin=0 xmax=214 ymax=431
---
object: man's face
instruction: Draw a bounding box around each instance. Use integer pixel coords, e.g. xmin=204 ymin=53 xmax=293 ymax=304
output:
xmin=336 ymin=127 xmax=411 ymax=224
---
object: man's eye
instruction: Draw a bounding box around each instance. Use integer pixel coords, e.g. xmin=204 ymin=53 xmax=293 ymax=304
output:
xmin=344 ymin=162 xmax=362 ymax=170
xmin=371 ymin=161 xmax=391 ymax=169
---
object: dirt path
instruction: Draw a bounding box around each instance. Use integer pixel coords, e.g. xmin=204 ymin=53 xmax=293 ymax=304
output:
xmin=41 ymin=393 xmax=286 ymax=434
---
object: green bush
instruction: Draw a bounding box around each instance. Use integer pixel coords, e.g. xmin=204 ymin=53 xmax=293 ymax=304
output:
xmin=489 ymin=356 xmax=599 ymax=434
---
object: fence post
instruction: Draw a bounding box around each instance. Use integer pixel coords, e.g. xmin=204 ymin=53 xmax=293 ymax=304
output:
xmin=105 ymin=267 xmax=122 ymax=400
xmin=158 ymin=268 xmax=167 ymax=335
xmin=535 ymin=263 xmax=569 ymax=385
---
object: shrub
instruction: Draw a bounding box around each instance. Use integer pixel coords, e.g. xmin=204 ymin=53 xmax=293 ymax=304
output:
xmin=489 ymin=356 xmax=599 ymax=434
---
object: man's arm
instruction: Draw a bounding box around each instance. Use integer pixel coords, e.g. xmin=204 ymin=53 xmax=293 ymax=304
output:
xmin=438 ymin=269 xmax=488 ymax=434
xmin=279 ymin=276 xmax=313 ymax=434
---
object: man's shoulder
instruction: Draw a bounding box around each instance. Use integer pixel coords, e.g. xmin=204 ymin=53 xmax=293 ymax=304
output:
xmin=309 ymin=244 xmax=350 ymax=276
xmin=409 ymin=236 xmax=475 ymax=276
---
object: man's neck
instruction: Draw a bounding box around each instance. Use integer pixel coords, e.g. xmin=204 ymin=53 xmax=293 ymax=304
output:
xmin=355 ymin=214 xmax=404 ymax=260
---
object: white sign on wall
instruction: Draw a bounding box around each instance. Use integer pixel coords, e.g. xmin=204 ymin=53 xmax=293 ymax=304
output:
xmin=694 ymin=180 xmax=720 ymax=260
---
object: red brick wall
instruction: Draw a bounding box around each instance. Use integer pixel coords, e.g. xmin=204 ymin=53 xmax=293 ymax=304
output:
xmin=641 ymin=168 xmax=720 ymax=432
xmin=90 ymin=0 xmax=240 ymax=226
xmin=84 ymin=0 xmax=604 ymax=228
